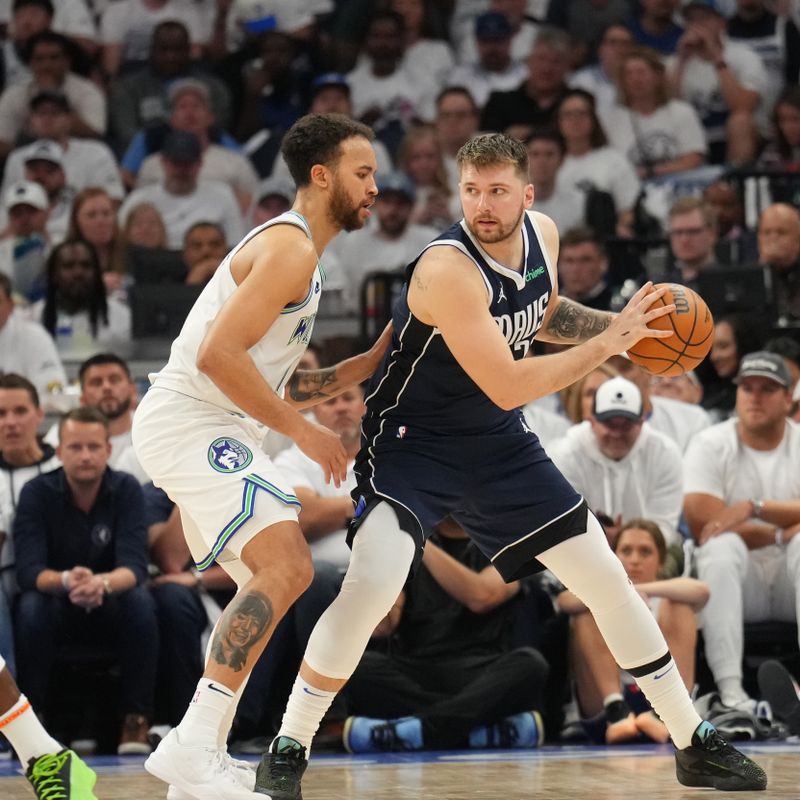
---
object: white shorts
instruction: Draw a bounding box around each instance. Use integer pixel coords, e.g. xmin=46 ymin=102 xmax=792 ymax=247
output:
xmin=132 ymin=387 xmax=300 ymax=579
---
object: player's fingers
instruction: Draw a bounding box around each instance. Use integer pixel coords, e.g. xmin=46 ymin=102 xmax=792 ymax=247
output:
xmin=644 ymin=303 xmax=676 ymax=319
xmin=639 ymin=327 xmax=675 ymax=339
xmin=322 ymin=463 xmax=333 ymax=485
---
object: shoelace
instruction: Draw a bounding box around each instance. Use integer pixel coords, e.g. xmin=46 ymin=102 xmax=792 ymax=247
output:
xmin=211 ymin=750 xmax=250 ymax=786
xmin=28 ymin=752 xmax=69 ymax=800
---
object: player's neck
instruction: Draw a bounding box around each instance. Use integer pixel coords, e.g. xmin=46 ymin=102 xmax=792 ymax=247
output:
xmin=479 ymin=226 xmax=525 ymax=271
xmin=291 ymin=196 xmax=339 ymax=255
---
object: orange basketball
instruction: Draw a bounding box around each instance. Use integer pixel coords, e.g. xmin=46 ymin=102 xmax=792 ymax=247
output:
xmin=626 ymin=283 xmax=714 ymax=377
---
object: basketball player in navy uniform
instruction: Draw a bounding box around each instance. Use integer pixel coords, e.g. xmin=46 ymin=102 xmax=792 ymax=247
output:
xmin=257 ymin=134 xmax=766 ymax=797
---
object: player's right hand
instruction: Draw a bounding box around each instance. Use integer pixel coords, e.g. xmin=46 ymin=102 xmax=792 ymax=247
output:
xmin=602 ymin=282 xmax=675 ymax=354
xmin=297 ymin=421 xmax=349 ymax=488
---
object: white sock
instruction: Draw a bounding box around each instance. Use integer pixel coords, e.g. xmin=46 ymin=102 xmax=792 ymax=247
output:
xmin=0 ymin=695 xmax=61 ymax=765
xmin=217 ymin=678 xmax=248 ymax=751
xmin=276 ymin=676 xmax=337 ymax=752
xmin=632 ymin=658 xmax=701 ymax=749
xmin=718 ymin=677 xmax=749 ymax=708
xmin=178 ymin=678 xmax=236 ymax=748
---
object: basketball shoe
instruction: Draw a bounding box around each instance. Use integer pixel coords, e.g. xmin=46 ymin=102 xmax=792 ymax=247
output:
xmin=468 ymin=711 xmax=544 ymax=749
xmin=343 ymin=717 xmax=422 ymax=753
xmin=167 ymin=753 xmax=257 ymax=799
xmin=674 ymin=721 xmax=767 ymax=791
xmin=145 ymin=728 xmax=262 ymax=800
xmin=25 ymin=748 xmax=98 ymax=800
xmin=254 ymin=736 xmax=307 ymax=799
xmin=758 ymin=660 xmax=800 ymax=736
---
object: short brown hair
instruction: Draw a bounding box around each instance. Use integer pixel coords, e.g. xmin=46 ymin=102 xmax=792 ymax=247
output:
xmin=618 ymin=47 xmax=669 ymax=109
xmin=0 ymin=373 xmax=39 ymax=407
xmin=58 ymin=406 xmax=109 ymax=441
xmin=560 ymin=226 xmax=606 ymax=254
xmin=456 ymin=133 xmax=529 ymax=180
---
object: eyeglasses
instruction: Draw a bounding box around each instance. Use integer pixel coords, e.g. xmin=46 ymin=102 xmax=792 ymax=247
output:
xmin=669 ymin=226 xmax=708 ymax=237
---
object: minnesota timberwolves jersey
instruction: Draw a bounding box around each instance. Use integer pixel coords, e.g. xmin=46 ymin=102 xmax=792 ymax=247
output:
xmin=365 ymin=210 xmax=556 ymax=436
xmin=152 ymin=210 xmax=324 ymax=416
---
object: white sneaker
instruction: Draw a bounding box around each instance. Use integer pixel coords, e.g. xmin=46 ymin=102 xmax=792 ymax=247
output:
xmin=145 ymin=729 xmax=265 ymax=800
xmin=166 ymin=755 xmax=256 ymax=799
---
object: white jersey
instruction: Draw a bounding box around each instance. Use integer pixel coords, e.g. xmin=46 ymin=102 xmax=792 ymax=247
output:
xmin=151 ymin=210 xmax=324 ymax=417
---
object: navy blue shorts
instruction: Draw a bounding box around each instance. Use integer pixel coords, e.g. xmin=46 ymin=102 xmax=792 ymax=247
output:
xmin=348 ymin=416 xmax=587 ymax=582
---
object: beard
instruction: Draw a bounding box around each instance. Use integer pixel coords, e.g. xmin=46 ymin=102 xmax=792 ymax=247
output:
xmin=97 ymin=395 xmax=131 ymax=420
xmin=328 ymin=180 xmax=365 ymax=232
xmin=468 ymin=206 xmax=525 ymax=245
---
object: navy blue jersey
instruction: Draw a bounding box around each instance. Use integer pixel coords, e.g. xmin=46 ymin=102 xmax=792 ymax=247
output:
xmin=365 ymin=211 xmax=556 ymax=436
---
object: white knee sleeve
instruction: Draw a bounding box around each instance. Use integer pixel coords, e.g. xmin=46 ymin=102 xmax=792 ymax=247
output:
xmin=302 ymin=502 xmax=416 ymax=679
xmin=538 ymin=512 xmax=667 ymax=670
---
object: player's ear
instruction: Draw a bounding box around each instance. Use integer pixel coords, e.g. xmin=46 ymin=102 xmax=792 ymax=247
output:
xmin=309 ymin=163 xmax=330 ymax=190
xmin=525 ymin=182 xmax=534 ymax=209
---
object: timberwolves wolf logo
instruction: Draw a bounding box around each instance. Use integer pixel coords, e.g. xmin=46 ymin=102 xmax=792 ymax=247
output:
xmin=208 ymin=438 xmax=253 ymax=473
xmin=288 ymin=313 xmax=316 ymax=345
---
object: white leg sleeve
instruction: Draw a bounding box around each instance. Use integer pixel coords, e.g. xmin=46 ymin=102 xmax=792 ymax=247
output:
xmin=302 ymin=502 xmax=417 ymax=680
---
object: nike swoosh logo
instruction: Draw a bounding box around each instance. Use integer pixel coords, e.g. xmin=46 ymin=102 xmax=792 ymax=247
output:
xmin=208 ymin=682 xmax=234 ymax=697
xmin=303 ymin=687 xmax=326 ymax=698
xmin=654 ymin=663 xmax=675 ymax=680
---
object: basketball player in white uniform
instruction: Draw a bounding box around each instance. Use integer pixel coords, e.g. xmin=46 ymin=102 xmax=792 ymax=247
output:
xmin=131 ymin=114 xmax=389 ymax=800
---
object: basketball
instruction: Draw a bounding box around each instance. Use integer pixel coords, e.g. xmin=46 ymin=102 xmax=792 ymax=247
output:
xmin=626 ymin=283 xmax=714 ymax=377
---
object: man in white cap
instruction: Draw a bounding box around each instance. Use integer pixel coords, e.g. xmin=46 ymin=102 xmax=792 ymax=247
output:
xmin=0 ymin=180 xmax=50 ymax=302
xmin=685 ymin=350 xmax=800 ymax=710
xmin=21 ymin=139 xmax=72 ymax=245
xmin=550 ymin=376 xmax=685 ymax=547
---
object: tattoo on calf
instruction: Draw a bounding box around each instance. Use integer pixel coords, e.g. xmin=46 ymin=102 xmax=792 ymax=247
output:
xmin=547 ymin=298 xmax=611 ymax=342
xmin=288 ymin=366 xmax=338 ymax=402
xmin=210 ymin=590 xmax=274 ymax=672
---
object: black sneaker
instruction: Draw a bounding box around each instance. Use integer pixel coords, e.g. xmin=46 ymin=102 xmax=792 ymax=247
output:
xmin=758 ymin=659 xmax=800 ymax=736
xmin=675 ymin=721 xmax=767 ymax=791
xmin=255 ymin=736 xmax=307 ymax=799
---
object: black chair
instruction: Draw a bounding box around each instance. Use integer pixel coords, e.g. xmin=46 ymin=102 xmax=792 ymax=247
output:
xmin=125 ymin=245 xmax=187 ymax=284
xmin=724 ymin=170 xmax=800 ymax=229
xmin=696 ymin=266 xmax=771 ymax=318
xmin=130 ymin=283 xmax=203 ymax=339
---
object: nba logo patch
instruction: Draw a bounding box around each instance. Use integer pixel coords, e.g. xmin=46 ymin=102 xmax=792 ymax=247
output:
xmin=208 ymin=438 xmax=253 ymax=473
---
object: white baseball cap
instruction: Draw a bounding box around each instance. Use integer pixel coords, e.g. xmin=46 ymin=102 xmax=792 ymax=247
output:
xmin=23 ymin=139 xmax=65 ymax=167
xmin=593 ymin=377 xmax=644 ymax=422
xmin=4 ymin=180 xmax=48 ymax=212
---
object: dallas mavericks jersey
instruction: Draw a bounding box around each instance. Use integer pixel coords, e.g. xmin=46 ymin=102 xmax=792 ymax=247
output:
xmin=365 ymin=210 xmax=556 ymax=436
xmin=152 ymin=210 xmax=323 ymax=416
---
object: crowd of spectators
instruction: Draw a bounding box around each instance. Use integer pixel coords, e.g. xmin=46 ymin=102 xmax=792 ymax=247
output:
xmin=1 ymin=0 xmax=800 ymax=756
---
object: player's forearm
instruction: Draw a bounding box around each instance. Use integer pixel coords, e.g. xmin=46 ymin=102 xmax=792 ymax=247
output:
xmin=285 ymin=333 xmax=388 ymax=409
xmin=197 ymin=346 xmax=311 ymax=440
xmin=536 ymin=297 xmax=615 ymax=345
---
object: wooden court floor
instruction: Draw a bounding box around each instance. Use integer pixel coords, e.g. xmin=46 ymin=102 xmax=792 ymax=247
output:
xmin=1 ymin=743 xmax=798 ymax=799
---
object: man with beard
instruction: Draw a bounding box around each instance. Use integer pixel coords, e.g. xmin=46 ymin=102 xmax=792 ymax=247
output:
xmin=686 ymin=351 xmax=800 ymax=710
xmin=28 ymin=240 xmax=131 ymax=360
xmin=258 ymin=132 xmax=766 ymax=798
xmin=131 ymin=113 xmax=391 ymax=800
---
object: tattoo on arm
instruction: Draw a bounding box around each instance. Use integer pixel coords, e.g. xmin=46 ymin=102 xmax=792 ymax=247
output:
xmin=288 ymin=366 xmax=338 ymax=403
xmin=546 ymin=297 xmax=612 ymax=343
xmin=210 ymin=590 xmax=274 ymax=672
xmin=413 ymin=272 xmax=428 ymax=292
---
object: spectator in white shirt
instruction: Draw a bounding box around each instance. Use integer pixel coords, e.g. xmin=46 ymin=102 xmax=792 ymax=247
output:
xmin=0 ymin=180 xmax=49 ymax=302
xmin=457 ymin=0 xmax=541 ymax=66
xmin=100 ymin=0 xmax=209 ymax=78
xmin=0 ymin=0 xmax=53 ymax=89
xmin=556 ymin=89 xmax=641 ymax=237
xmin=447 ymin=12 xmax=529 ymax=109
xmin=329 ymin=171 xmax=439 ymax=314
xmin=602 ymin=46 xmax=707 ymax=179
xmin=669 ymin=0 xmax=767 ymax=164
xmin=526 ymin=129 xmax=586 ymax=235
xmin=0 ymin=274 xmax=65 ymax=401
xmin=550 ymin=377 xmax=685 ymax=547
xmin=21 ymin=139 xmax=73 ymax=245
xmin=0 ymin=31 xmax=106 ymax=160
xmin=1 ymin=90 xmax=124 ymax=202
xmin=685 ymin=351 xmax=800 ymax=709
xmin=118 ymin=130 xmax=244 ymax=250
xmin=569 ymin=22 xmax=634 ymax=117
